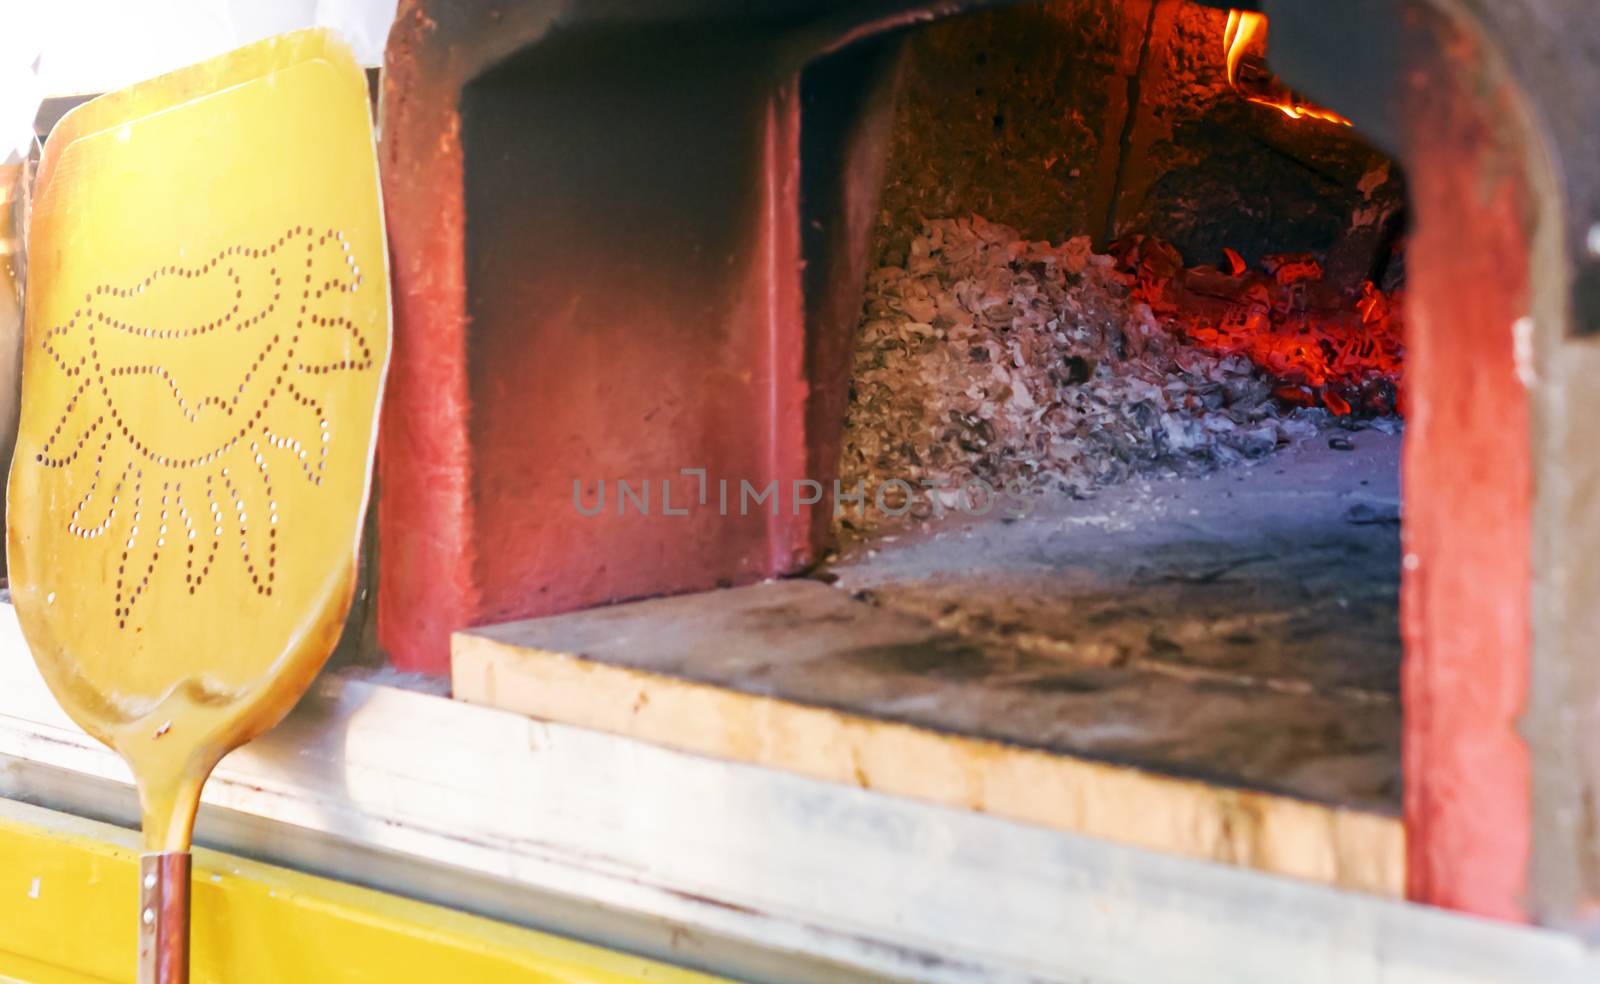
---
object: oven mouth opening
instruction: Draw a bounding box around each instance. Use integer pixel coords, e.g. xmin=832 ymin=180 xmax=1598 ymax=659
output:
xmin=803 ymin=0 xmax=1405 ymax=818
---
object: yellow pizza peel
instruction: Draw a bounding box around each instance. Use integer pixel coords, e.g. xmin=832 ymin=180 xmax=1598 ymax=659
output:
xmin=7 ymin=30 xmax=389 ymax=983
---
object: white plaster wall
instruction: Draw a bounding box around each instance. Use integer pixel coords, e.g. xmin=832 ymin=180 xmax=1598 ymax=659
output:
xmin=2 ymin=0 xmax=399 ymax=159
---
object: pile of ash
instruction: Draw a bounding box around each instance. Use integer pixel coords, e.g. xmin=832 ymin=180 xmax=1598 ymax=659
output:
xmin=837 ymin=215 xmax=1400 ymax=535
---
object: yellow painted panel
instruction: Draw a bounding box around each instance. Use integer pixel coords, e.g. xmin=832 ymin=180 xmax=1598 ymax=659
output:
xmin=0 ymin=799 xmax=722 ymax=984
xmin=0 ymin=953 xmax=114 ymax=984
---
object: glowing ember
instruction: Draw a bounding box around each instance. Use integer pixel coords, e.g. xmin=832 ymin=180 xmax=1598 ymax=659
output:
xmin=1224 ymin=10 xmax=1353 ymax=127
xmin=1124 ymin=240 xmax=1405 ymax=417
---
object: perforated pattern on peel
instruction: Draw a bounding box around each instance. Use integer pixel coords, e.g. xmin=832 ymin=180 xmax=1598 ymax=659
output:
xmin=34 ymin=227 xmax=373 ymax=630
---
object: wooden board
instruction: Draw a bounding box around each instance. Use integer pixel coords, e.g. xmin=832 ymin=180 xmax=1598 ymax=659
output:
xmin=454 ymin=576 xmax=1402 ymax=896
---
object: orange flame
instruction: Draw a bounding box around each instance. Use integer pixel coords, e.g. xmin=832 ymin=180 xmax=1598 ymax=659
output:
xmin=1224 ymin=10 xmax=1352 ymax=127
xmin=1222 ymin=10 xmax=1261 ymax=89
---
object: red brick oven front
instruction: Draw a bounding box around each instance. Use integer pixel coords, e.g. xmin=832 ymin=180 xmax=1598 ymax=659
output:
xmin=377 ymin=0 xmax=1600 ymax=930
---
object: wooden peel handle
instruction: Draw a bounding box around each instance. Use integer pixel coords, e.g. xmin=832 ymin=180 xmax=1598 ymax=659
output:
xmin=138 ymin=852 xmax=190 ymax=984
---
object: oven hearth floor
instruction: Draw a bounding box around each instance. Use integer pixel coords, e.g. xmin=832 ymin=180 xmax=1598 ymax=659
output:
xmin=453 ymin=429 xmax=1403 ymax=893
xmin=828 ymin=427 xmax=1402 ymax=808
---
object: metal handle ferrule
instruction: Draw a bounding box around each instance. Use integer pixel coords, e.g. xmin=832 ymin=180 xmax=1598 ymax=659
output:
xmin=138 ymin=851 xmax=191 ymax=984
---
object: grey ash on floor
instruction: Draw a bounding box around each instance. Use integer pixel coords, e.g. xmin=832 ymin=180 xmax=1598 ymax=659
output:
xmin=821 ymin=427 xmax=1402 ymax=811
